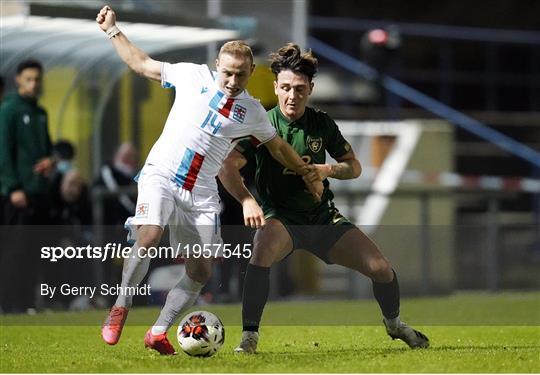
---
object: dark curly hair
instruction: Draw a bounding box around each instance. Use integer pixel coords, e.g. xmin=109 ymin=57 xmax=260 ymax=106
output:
xmin=269 ymin=43 xmax=318 ymax=81
xmin=16 ymin=59 xmax=43 ymax=75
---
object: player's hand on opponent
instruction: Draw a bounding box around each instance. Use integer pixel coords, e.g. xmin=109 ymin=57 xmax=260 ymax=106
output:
xmin=303 ymin=164 xmax=332 ymax=183
xmin=241 ymin=196 xmax=266 ymax=229
xmin=96 ymin=5 xmax=116 ymax=32
xmin=302 ymin=165 xmax=324 ymax=202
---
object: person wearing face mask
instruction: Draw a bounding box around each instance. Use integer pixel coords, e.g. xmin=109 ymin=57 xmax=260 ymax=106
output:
xmin=49 ymin=140 xmax=76 ymax=215
xmin=95 ymin=5 xmax=322 ymax=354
xmin=93 ymin=142 xmax=139 ymax=225
xmin=0 ymin=60 xmax=54 ymax=313
xmin=52 ymin=140 xmax=76 ymax=175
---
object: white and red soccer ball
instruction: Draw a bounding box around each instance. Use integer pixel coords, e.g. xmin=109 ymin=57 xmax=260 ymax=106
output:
xmin=177 ymin=311 xmax=225 ymax=357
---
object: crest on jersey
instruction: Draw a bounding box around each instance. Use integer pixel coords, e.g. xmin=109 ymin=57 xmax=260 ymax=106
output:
xmin=232 ymin=104 xmax=247 ymax=123
xmin=135 ymin=203 xmax=149 ymax=218
xmin=307 ymin=136 xmax=323 ymax=153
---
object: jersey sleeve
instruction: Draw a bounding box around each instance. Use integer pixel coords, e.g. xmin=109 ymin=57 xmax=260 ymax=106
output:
xmin=235 ymin=138 xmax=257 ymax=159
xmin=325 ymin=114 xmax=352 ymax=159
xmin=161 ymin=62 xmax=203 ymax=89
xmin=249 ymin=106 xmax=277 ymax=147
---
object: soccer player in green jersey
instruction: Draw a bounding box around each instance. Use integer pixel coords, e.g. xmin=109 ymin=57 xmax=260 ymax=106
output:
xmin=219 ymin=43 xmax=429 ymax=353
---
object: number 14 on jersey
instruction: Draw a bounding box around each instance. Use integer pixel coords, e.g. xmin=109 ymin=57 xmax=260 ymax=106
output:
xmin=200 ymin=110 xmax=222 ymax=134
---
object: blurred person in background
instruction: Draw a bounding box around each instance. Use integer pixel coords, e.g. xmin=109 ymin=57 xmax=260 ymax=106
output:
xmin=51 ymin=169 xmax=92 ymax=226
xmin=46 ymin=169 xmax=94 ymax=310
xmin=50 ymin=140 xmax=76 ymax=211
xmin=93 ymin=142 xmax=138 ymax=225
xmin=52 ymin=140 xmax=76 ymax=176
xmin=220 ymin=43 xmax=429 ymax=353
xmin=0 ymin=60 xmax=54 ymax=313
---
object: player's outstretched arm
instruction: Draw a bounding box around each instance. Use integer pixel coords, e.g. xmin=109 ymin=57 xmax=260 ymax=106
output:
xmin=96 ymin=5 xmax=161 ymax=82
xmin=264 ymin=136 xmax=323 ymax=201
xmin=219 ymin=150 xmax=266 ymax=228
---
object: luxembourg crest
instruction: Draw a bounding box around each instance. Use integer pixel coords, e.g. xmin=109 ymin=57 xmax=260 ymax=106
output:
xmin=232 ymin=104 xmax=247 ymax=123
xmin=307 ymin=135 xmax=323 ymax=153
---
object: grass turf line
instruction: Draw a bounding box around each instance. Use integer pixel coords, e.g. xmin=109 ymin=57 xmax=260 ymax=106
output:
xmin=1 ymin=292 xmax=539 ymax=373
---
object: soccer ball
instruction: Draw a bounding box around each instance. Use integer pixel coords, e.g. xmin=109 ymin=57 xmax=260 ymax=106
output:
xmin=177 ymin=310 xmax=225 ymax=357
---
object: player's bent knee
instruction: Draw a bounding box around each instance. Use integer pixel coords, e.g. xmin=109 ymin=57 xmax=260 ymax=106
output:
xmin=186 ymin=267 xmax=212 ymax=284
xmin=249 ymin=245 xmax=279 ymax=267
xmin=185 ymin=260 xmax=213 ymax=284
xmin=136 ymin=225 xmax=163 ymax=249
xmin=367 ymin=258 xmax=393 ymax=283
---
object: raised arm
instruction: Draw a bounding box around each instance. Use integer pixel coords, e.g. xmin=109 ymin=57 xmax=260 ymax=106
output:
xmin=218 ymin=150 xmax=265 ymax=228
xmin=96 ymin=5 xmax=161 ymax=81
xmin=263 ymin=136 xmax=323 ymax=201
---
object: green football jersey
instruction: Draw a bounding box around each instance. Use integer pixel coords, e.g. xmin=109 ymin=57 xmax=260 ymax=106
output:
xmin=237 ymin=106 xmax=351 ymax=213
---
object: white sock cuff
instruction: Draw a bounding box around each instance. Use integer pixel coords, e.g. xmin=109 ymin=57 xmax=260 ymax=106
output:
xmin=178 ymin=273 xmax=205 ymax=293
xmin=151 ymin=325 xmax=167 ymax=335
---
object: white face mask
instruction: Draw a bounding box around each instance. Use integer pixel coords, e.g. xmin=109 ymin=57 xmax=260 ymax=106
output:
xmin=56 ymin=160 xmax=73 ymax=174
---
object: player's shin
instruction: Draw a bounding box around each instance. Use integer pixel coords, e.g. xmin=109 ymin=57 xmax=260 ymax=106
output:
xmin=242 ymin=263 xmax=270 ymax=331
xmin=151 ymin=273 xmax=204 ymax=335
xmin=114 ymin=242 xmax=151 ymax=308
xmin=372 ymin=269 xmax=400 ymax=326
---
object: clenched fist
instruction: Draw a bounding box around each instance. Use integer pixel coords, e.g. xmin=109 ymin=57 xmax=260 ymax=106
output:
xmin=96 ymin=5 xmax=116 ymax=32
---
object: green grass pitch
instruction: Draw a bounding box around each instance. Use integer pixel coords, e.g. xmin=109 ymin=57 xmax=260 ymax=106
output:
xmin=1 ymin=292 xmax=539 ymax=373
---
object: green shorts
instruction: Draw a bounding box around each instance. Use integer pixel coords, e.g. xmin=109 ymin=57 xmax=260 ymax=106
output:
xmin=263 ymin=201 xmax=354 ymax=264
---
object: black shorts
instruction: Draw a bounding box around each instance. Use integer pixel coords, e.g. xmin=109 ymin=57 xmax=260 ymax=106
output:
xmin=263 ymin=202 xmax=354 ymax=264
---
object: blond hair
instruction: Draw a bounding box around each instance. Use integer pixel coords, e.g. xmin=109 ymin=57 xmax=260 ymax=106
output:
xmin=218 ymin=40 xmax=254 ymax=64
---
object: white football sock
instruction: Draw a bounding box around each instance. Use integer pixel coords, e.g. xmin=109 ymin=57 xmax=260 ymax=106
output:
xmin=114 ymin=242 xmax=150 ymax=308
xmin=151 ymin=274 xmax=204 ymax=335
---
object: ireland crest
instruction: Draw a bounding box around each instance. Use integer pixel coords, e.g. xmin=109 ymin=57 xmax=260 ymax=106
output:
xmin=307 ymin=135 xmax=323 ymax=153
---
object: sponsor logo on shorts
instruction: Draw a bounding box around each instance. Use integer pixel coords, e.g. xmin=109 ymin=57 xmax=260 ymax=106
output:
xmin=136 ymin=203 xmax=149 ymax=218
xmin=307 ymin=135 xmax=323 ymax=153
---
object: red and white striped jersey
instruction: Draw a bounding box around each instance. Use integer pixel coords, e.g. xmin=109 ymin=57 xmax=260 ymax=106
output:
xmin=144 ymin=62 xmax=276 ymax=194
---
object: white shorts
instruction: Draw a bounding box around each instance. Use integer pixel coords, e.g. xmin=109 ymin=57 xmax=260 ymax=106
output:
xmin=125 ymin=165 xmax=222 ymax=257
